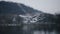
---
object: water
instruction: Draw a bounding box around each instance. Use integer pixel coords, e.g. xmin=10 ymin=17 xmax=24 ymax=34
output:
xmin=0 ymin=26 xmax=60 ymax=34
xmin=33 ymin=30 xmax=57 ymax=34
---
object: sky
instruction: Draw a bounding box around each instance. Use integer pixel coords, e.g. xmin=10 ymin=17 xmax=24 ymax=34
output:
xmin=0 ymin=0 xmax=60 ymax=14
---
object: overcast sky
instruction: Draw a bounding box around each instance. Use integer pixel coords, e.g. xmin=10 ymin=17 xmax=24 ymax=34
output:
xmin=0 ymin=0 xmax=60 ymax=14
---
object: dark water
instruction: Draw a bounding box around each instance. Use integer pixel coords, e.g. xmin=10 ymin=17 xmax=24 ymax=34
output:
xmin=0 ymin=24 xmax=60 ymax=34
xmin=33 ymin=30 xmax=57 ymax=34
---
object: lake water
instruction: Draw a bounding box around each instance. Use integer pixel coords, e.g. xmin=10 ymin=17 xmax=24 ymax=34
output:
xmin=33 ymin=30 xmax=57 ymax=34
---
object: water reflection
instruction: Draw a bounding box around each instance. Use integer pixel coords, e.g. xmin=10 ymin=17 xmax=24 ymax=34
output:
xmin=0 ymin=24 xmax=60 ymax=34
xmin=33 ymin=30 xmax=57 ymax=34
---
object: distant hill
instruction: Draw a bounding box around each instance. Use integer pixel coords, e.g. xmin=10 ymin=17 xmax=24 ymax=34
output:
xmin=0 ymin=1 xmax=57 ymax=24
xmin=0 ymin=1 xmax=41 ymax=15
